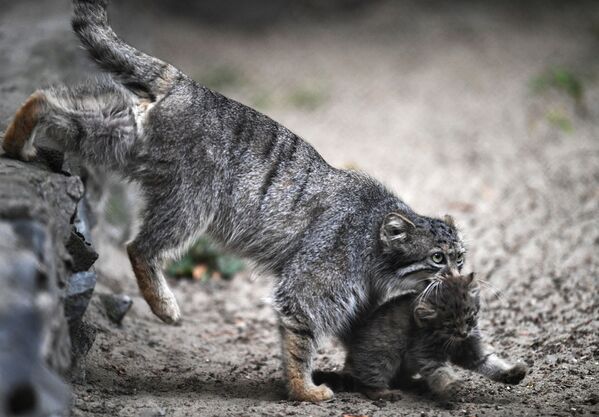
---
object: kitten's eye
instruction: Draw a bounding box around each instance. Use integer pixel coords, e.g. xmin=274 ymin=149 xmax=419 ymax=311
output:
xmin=456 ymin=253 xmax=464 ymax=265
xmin=431 ymin=252 xmax=445 ymax=264
xmin=466 ymin=317 xmax=476 ymax=327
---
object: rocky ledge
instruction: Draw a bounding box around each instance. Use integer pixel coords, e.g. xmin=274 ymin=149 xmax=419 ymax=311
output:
xmin=0 ymin=153 xmax=99 ymax=417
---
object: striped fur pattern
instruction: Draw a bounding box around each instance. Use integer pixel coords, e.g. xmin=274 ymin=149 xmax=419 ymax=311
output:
xmin=2 ymin=0 xmax=467 ymax=402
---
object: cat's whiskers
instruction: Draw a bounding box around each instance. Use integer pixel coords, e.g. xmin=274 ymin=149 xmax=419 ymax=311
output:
xmin=477 ymin=279 xmax=504 ymax=302
xmin=475 ymin=279 xmax=504 ymax=309
xmin=416 ymin=282 xmax=434 ymax=303
xmin=433 ymin=280 xmax=443 ymax=302
xmin=443 ymin=336 xmax=458 ymax=354
xmin=417 ymin=279 xmax=439 ymax=304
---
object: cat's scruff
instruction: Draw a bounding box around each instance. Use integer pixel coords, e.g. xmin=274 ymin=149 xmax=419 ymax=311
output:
xmin=2 ymin=0 xmax=466 ymax=401
xmin=314 ymin=270 xmax=528 ymax=400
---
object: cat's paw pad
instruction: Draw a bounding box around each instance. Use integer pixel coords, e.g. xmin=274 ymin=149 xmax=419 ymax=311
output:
xmin=501 ymin=363 xmax=528 ymax=385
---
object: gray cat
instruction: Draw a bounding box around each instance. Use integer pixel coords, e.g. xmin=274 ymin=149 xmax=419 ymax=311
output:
xmin=2 ymin=0 xmax=465 ymax=401
xmin=314 ymin=270 xmax=528 ymax=401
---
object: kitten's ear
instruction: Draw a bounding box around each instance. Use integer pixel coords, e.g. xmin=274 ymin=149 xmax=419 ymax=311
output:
xmin=466 ymin=273 xmax=480 ymax=297
xmin=414 ymin=304 xmax=437 ymax=326
xmin=380 ymin=212 xmax=415 ymax=249
xmin=443 ymin=214 xmax=456 ymax=228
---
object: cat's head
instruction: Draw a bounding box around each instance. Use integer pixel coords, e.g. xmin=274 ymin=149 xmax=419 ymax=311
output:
xmin=413 ymin=271 xmax=480 ymax=341
xmin=379 ymin=212 xmax=465 ymax=279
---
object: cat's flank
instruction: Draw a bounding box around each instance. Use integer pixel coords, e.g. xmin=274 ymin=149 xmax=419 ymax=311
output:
xmin=314 ymin=271 xmax=528 ymax=401
xmin=2 ymin=0 xmax=466 ymax=402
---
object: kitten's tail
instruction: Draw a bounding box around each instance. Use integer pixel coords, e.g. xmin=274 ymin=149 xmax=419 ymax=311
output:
xmin=72 ymin=0 xmax=179 ymax=100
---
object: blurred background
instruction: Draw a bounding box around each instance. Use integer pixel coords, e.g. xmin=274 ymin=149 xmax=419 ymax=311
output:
xmin=0 ymin=1 xmax=598 ymax=416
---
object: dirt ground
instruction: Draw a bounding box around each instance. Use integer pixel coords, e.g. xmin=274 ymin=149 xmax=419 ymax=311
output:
xmin=2 ymin=1 xmax=599 ymax=416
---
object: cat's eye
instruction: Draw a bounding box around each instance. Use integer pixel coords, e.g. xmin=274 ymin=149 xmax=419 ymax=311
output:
xmin=431 ymin=252 xmax=445 ymax=264
xmin=456 ymin=253 xmax=464 ymax=265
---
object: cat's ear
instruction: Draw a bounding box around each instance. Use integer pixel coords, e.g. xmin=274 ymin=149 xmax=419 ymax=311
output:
xmin=380 ymin=212 xmax=415 ymax=250
xmin=414 ymin=304 xmax=437 ymax=326
xmin=443 ymin=214 xmax=456 ymax=228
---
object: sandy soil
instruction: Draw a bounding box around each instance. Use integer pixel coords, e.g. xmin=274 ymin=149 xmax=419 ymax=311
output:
xmin=2 ymin=1 xmax=598 ymax=416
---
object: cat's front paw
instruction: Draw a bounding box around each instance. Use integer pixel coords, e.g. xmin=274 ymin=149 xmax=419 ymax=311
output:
xmin=499 ymin=363 xmax=528 ymax=385
xmin=289 ymin=383 xmax=334 ymax=402
xmin=151 ymin=292 xmax=182 ymax=325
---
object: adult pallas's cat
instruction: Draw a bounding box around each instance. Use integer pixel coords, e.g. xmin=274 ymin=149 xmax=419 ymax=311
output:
xmin=314 ymin=271 xmax=528 ymax=400
xmin=2 ymin=0 xmax=465 ymax=401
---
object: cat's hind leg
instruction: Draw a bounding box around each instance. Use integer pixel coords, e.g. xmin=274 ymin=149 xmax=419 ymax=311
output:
xmin=3 ymin=81 xmax=137 ymax=168
xmin=2 ymin=91 xmax=46 ymax=160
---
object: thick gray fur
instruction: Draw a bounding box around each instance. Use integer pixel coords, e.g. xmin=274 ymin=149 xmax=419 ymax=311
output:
xmin=3 ymin=0 xmax=467 ymax=401
xmin=313 ymin=271 xmax=528 ymax=401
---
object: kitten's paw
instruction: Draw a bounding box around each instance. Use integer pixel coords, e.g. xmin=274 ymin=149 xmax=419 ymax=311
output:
xmin=438 ymin=380 xmax=463 ymax=401
xmin=428 ymin=367 xmax=460 ymax=399
xmin=289 ymin=384 xmax=334 ymax=402
xmin=444 ymin=380 xmax=463 ymax=398
xmin=500 ymin=363 xmax=528 ymax=385
xmin=365 ymin=389 xmax=402 ymax=402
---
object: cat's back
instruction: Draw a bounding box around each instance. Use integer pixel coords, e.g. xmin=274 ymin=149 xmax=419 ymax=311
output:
xmin=136 ymin=77 xmax=408 ymax=266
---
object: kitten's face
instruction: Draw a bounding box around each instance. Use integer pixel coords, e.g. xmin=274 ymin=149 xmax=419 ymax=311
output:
xmin=414 ymin=272 xmax=480 ymax=341
xmin=379 ymin=212 xmax=465 ymax=279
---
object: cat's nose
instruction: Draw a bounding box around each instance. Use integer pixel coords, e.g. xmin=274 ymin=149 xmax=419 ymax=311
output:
xmin=457 ymin=329 xmax=468 ymax=339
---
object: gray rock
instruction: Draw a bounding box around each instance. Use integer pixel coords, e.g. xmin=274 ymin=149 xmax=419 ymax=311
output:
xmin=65 ymin=229 xmax=98 ymax=273
xmin=68 ymin=319 xmax=97 ymax=384
xmin=65 ymin=271 xmax=97 ymax=324
xmin=0 ymin=2 xmax=105 ymax=410
xmin=73 ymin=194 xmax=94 ymax=243
xmin=0 ymin=309 xmax=71 ymax=417
xmin=99 ymin=293 xmax=133 ymax=325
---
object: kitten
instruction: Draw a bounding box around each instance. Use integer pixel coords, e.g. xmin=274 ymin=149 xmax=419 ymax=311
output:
xmin=2 ymin=0 xmax=466 ymax=401
xmin=314 ymin=271 xmax=528 ymax=401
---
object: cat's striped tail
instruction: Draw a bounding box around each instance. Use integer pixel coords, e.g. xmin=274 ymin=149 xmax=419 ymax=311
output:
xmin=72 ymin=0 xmax=179 ymax=101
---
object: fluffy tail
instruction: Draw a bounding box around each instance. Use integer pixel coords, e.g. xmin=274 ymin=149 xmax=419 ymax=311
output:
xmin=72 ymin=0 xmax=179 ymax=100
